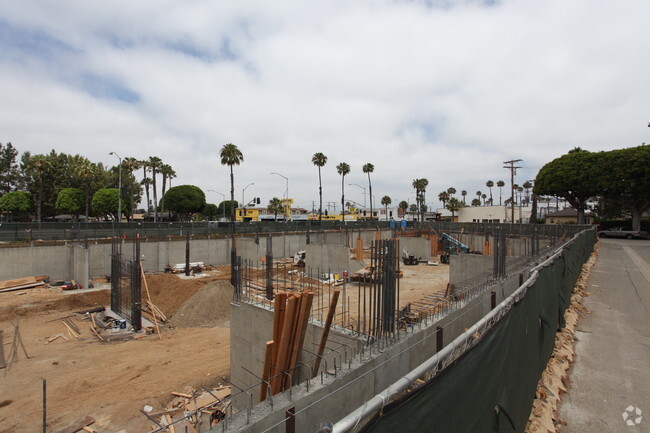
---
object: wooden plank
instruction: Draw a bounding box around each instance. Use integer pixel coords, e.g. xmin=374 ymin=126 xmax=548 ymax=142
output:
xmin=290 ymin=292 xmax=314 ymax=382
xmin=260 ymin=340 xmax=274 ymax=402
xmin=53 ymin=415 xmax=95 ymax=433
xmin=61 ymin=321 xmax=79 ymax=338
xmin=312 ymin=290 xmax=340 ymax=378
xmin=164 ymin=414 xmax=176 ymax=433
xmin=63 ymin=318 xmax=80 ymax=334
xmin=271 ymin=295 xmax=298 ymax=395
xmin=0 ymin=276 xmax=37 ymax=290
xmin=171 ymin=392 xmax=192 ymax=399
xmin=271 ymin=293 xmax=287 ymax=373
xmin=88 ymin=324 xmax=104 ymax=342
xmin=140 ymin=264 xmax=161 ymax=339
xmin=0 ymin=282 xmax=43 ymax=293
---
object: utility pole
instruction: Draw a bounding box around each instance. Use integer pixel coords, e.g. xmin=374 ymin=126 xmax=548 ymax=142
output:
xmin=503 ymin=159 xmax=522 ymax=224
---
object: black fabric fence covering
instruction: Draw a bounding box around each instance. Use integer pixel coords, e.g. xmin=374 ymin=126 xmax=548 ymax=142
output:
xmin=359 ymin=229 xmax=596 ymax=433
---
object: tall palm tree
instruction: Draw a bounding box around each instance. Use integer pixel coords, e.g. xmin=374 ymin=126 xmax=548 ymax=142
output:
xmin=159 ymin=163 xmax=176 ymax=220
xmin=482 ymin=193 xmax=487 ymax=206
xmin=220 ymin=143 xmax=244 ymax=222
xmin=123 ymin=157 xmax=142 ymax=217
xmin=486 ymin=180 xmax=494 ymax=205
xmin=267 ymin=197 xmax=283 ymax=220
xmin=362 ymin=163 xmax=374 ymax=219
xmin=517 ymin=186 xmax=524 ymax=206
xmin=147 ymin=156 xmax=163 ymax=222
xmin=412 ymin=178 xmax=428 ymax=221
xmin=336 ymin=162 xmax=351 ymax=219
xmin=496 ymin=180 xmax=505 ymax=205
xmin=522 ymin=181 xmax=532 ymax=205
xmin=447 ymin=187 xmax=456 ymax=198
xmin=381 ymin=195 xmax=392 ymax=220
xmin=476 ymin=191 xmax=482 ymax=205
xmin=461 ymin=190 xmax=467 ymax=204
xmin=312 ymin=152 xmax=327 ymax=221
xmin=140 ymin=159 xmax=151 ymax=215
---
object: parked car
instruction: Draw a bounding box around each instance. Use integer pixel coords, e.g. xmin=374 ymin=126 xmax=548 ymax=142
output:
xmin=598 ymin=227 xmax=648 ymax=239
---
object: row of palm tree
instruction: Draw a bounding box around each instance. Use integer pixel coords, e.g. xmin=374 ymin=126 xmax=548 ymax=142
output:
xmin=121 ymin=157 xmax=176 ymax=221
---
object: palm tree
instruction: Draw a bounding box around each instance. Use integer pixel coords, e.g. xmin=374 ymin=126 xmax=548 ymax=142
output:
xmin=147 ymin=156 xmax=163 ymax=222
xmin=140 ymin=159 xmax=151 ymax=215
xmin=438 ymin=191 xmax=449 ymax=208
xmin=517 ymin=186 xmax=524 ymax=206
xmin=267 ymin=197 xmax=283 ymax=220
xmin=159 ymin=163 xmax=176 ymax=220
xmin=481 ymin=193 xmax=487 ymax=206
xmin=476 ymin=191 xmax=482 ymax=205
xmin=471 ymin=198 xmax=481 ymax=207
xmin=513 ymin=184 xmax=519 ymax=206
xmin=447 ymin=187 xmax=456 ymax=198
xmin=220 ymin=143 xmax=244 ymax=222
xmin=411 ymin=178 xmax=428 ymax=221
xmin=381 ymin=195 xmax=392 ymax=220
xmin=496 ymin=180 xmax=505 ymax=205
xmin=522 ymin=181 xmax=532 ymax=205
xmin=122 ymin=157 xmax=141 ymax=217
xmin=446 ymin=197 xmax=462 ymax=219
xmin=486 ymin=180 xmax=494 ymax=206
xmin=398 ymin=200 xmax=408 ymax=218
xmin=409 ymin=203 xmax=417 ymax=220
xmin=312 ymin=152 xmax=327 ymax=221
xmin=461 ymin=190 xmax=467 ymax=204
xmin=362 ymin=163 xmax=374 ymax=219
xmin=336 ymin=162 xmax=351 ymax=219
xmin=24 ymin=154 xmax=49 ymax=222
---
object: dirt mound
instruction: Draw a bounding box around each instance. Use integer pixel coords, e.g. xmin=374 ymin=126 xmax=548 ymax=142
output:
xmin=170 ymin=280 xmax=233 ymax=328
xmin=145 ymin=267 xmax=231 ymax=317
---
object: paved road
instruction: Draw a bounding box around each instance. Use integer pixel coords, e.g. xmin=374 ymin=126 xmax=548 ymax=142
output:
xmin=558 ymin=238 xmax=650 ymax=432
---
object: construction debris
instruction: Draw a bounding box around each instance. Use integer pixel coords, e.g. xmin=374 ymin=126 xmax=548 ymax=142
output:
xmin=144 ymin=386 xmax=231 ymax=432
xmin=0 ymin=275 xmax=49 ymax=293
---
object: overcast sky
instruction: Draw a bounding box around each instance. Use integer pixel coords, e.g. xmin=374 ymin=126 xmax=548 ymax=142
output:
xmin=1 ymin=0 xmax=648 ymax=211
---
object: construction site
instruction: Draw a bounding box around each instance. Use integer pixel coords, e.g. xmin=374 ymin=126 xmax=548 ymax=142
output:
xmin=0 ymin=222 xmax=596 ymax=433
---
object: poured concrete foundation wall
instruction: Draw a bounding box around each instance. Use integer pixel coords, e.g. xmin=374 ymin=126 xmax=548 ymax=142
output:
xmin=399 ymin=237 xmax=432 ymax=262
xmin=448 ymin=254 xmax=519 ymax=285
xmin=229 ymin=301 xmax=364 ymax=412
xmin=223 ymin=269 xmax=526 ymax=433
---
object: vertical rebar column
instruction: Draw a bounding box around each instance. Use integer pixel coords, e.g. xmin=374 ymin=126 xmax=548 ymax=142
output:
xmin=266 ymin=237 xmax=273 ymax=300
xmin=110 ymin=237 xmax=121 ymax=313
xmin=184 ymin=233 xmax=190 ymax=276
xmin=131 ymin=237 xmax=142 ymax=331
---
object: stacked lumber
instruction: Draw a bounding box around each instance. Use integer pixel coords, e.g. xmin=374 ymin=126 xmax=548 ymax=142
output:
xmin=261 ymin=291 xmax=314 ymax=401
xmin=145 ymin=387 xmax=230 ymax=432
xmin=0 ymin=275 xmax=49 ymax=293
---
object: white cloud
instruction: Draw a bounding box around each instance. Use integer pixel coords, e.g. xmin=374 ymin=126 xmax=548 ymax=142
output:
xmin=1 ymin=0 xmax=648 ymax=211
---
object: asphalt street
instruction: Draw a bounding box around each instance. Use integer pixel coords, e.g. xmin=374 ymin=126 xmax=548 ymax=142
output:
xmin=558 ymin=238 xmax=650 ymax=432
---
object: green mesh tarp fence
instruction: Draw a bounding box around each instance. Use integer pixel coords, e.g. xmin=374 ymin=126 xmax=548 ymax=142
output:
xmin=359 ymin=229 xmax=596 ymax=433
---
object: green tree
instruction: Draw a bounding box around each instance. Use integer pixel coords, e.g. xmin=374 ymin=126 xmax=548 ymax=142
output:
xmin=202 ymin=203 xmax=219 ymax=221
xmin=159 ymin=163 xmax=176 ymax=219
xmin=312 ymin=152 xmax=327 ymax=221
xmin=482 ymin=193 xmax=488 ymax=206
xmin=0 ymin=191 xmax=33 ymax=221
xmin=471 ymin=198 xmax=481 ymax=207
xmin=140 ymin=159 xmax=151 ymax=214
xmin=598 ymin=145 xmax=650 ymax=231
xmin=447 ymin=187 xmax=456 ymax=198
xmin=409 ymin=203 xmax=417 ymax=219
xmin=534 ymin=149 xmax=601 ymax=224
xmin=0 ymin=142 xmax=20 ymax=194
xmin=21 ymin=153 xmax=49 ymax=222
xmin=496 ymin=180 xmax=505 ymax=205
xmin=363 ymin=163 xmax=374 ymax=219
xmin=381 ymin=195 xmax=392 ymax=220
xmin=412 ymin=178 xmax=428 ymax=222
xmin=486 ymin=180 xmax=494 ymax=205
xmin=147 ymin=156 xmax=163 ymax=222
xmin=122 ymin=157 xmax=143 ymax=218
xmin=446 ymin=197 xmax=462 ymax=219
xmin=217 ymin=200 xmax=238 ymax=219
xmin=522 ymin=181 xmax=533 ymax=205
xmin=92 ymin=188 xmax=121 ymax=221
xmin=163 ymin=185 xmax=206 ymax=221
xmin=56 ymin=188 xmax=85 ymax=221
xmin=220 ymin=143 xmax=244 ymax=222
xmin=475 ymin=190 xmax=482 ymax=205
xmin=461 ymin=190 xmax=467 ymax=204
xmin=267 ymin=197 xmax=283 ymax=220
xmin=336 ymin=162 xmax=351 ymax=218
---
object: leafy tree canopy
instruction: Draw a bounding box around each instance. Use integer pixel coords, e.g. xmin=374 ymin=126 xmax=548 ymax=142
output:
xmin=56 ymin=188 xmax=85 ymax=218
xmin=91 ymin=188 xmax=125 ymax=221
xmin=163 ymin=185 xmax=206 ymax=221
xmin=0 ymin=191 xmax=33 ymax=221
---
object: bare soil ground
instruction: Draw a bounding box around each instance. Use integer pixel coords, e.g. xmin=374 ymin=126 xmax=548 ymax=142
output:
xmin=0 ymin=260 xmax=448 ymax=433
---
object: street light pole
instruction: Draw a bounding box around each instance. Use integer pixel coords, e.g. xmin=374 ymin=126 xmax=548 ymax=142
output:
xmin=349 ymin=183 xmax=367 ymax=209
xmin=270 ymin=172 xmax=289 ymax=200
xmin=109 ymin=152 xmax=122 ymax=224
xmin=208 ymin=190 xmax=226 ymax=220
